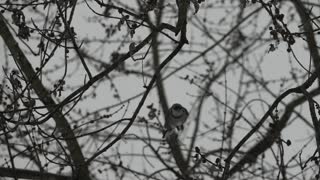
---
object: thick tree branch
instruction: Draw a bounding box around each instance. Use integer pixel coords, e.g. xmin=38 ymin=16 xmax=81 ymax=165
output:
xmin=0 ymin=167 xmax=72 ymax=180
xmin=228 ymin=88 xmax=320 ymax=176
xmin=222 ymin=63 xmax=320 ymax=179
xmin=0 ymin=14 xmax=90 ymax=180
xmin=292 ymin=0 xmax=320 ymax=85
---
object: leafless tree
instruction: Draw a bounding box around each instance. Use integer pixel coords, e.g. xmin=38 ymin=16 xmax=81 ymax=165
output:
xmin=1 ymin=0 xmax=320 ymax=179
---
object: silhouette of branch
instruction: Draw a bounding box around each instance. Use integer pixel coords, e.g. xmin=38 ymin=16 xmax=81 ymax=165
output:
xmin=0 ymin=167 xmax=72 ymax=180
xmin=0 ymin=13 xmax=90 ymax=180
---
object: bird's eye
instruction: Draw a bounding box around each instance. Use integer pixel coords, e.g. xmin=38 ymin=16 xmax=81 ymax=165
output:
xmin=173 ymin=105 xmax=180 ymax=110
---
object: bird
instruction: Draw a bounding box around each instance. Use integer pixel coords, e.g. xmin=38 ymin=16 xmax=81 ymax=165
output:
xmin=163 ymin=103 xmax=189 ymax=139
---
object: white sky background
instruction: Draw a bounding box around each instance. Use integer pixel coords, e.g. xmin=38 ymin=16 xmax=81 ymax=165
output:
xmin=1 ymin=0 xmax=320 ymax=179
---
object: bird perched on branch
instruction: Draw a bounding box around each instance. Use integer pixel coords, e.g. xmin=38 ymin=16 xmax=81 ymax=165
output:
xmin=163 ymin=103 xmax=189 ymax=139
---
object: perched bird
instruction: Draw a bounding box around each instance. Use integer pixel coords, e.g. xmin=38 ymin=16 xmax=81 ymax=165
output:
xmin=163 ymin=103 xmax=189 ymax=138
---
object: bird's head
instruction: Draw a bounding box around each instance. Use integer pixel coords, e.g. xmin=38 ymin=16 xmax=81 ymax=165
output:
xmin=170 ymin=103 xmax=187 ymax=118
